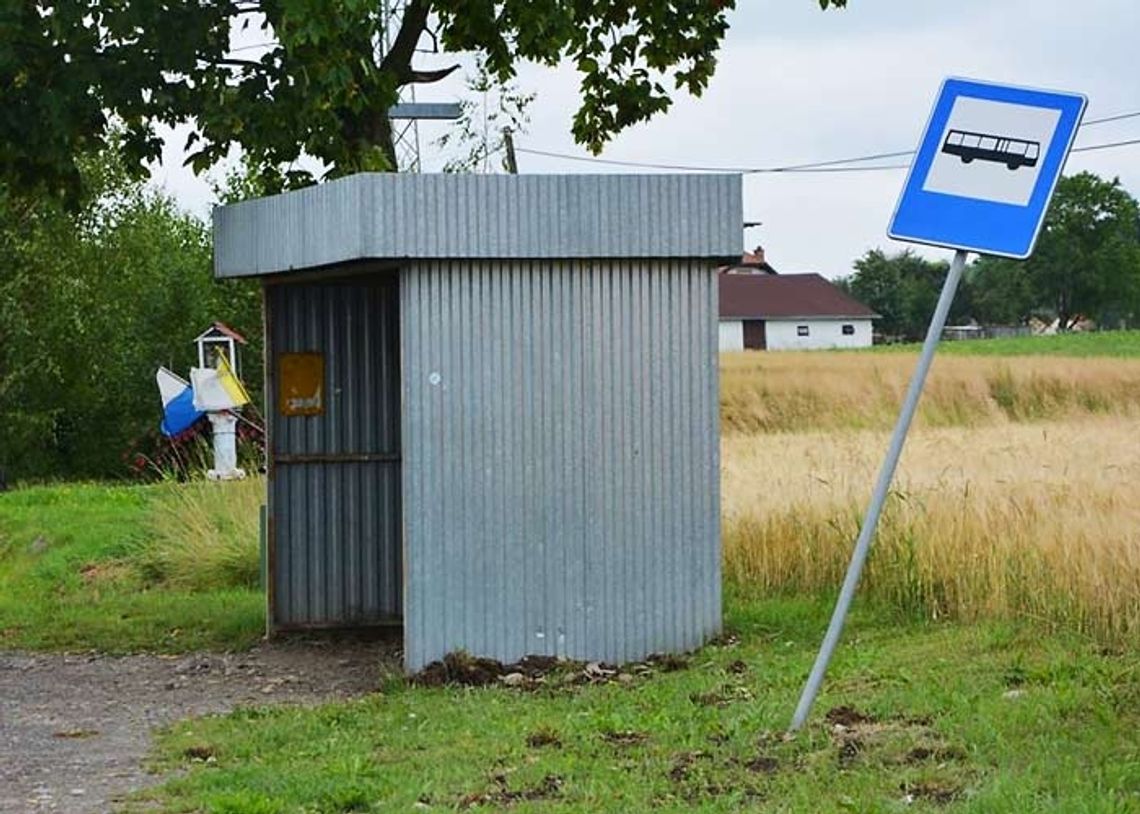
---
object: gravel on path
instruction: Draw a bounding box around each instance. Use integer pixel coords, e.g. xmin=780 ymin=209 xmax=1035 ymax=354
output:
xmin=0 ymin=636 xmax=399 ymax=813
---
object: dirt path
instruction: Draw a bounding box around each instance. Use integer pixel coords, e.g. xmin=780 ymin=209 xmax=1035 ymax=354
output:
xmin=0 ymin=637 xmax=399 ymax=813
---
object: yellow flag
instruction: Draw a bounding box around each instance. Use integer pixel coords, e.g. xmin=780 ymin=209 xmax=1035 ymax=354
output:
xmin=214 ymin=349 xmax=251 ymax=407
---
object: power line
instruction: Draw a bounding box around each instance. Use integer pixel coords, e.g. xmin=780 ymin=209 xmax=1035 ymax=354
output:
xmin=517 ymin=118 xmax=1140 ymax=175
xmin=230 ymin=41 xmax=277 ymax=53
xmin=1084 ymin=110 xmax=1140 ymax=126
xmin=759 ymin=111 xmax=1140 ymax=171
xmin=1072 ymin=136 xmax=1140 ymax=153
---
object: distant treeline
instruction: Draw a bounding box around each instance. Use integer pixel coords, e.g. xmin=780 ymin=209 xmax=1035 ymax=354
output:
xmin=0 ymin=154 xmax=262 ymax=482
xmin=837 ymin=173 xmax=1140 ymax=341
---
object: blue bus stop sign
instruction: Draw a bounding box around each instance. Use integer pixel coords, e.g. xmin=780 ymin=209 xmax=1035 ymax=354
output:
xmin=888 ymin=77 xmax=1086 ymax=259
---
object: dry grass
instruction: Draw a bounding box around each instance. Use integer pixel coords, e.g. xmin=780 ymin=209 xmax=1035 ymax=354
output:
xmin=721 ymin=351 xmax=1140 ymax=434
xmin=136 ymin=476 xmax=265 ymax=591
xmin=722 ymin=416 xmax=1140 ymax=645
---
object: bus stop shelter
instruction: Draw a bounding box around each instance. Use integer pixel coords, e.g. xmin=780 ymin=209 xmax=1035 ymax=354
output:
xmin=213 ymin=172 xmax=741 ymax=670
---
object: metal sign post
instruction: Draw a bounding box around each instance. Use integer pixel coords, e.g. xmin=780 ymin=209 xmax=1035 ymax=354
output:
xmin=790 ymin=248 xmax=965 ymax=731
xmin=789 ymin=76 xmax=1086 ymax=731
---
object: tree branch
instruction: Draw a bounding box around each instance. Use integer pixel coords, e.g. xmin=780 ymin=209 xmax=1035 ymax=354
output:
xmin=409 ymin=64 xmax=460 ymax=84
xmin=379 ymin=0 xmax=431 ymax=82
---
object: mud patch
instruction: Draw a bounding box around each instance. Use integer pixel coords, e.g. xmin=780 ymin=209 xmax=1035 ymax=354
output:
xmin=413 ymin=653 xmax=513 ymax=688
xmin=458 ymin=773 xmax=563 ymax=809
xmin=825 ymin=705 xmax=877 ymax=727
xmin=600 ymin=729 xmax=649 ymax=748
xmin=181 ymin=744 xmax=216 ymax=762
xmin=708 ymin=630 xmax=741 ymax=648
xmin=413 ymin=650 xmax=693 ymax=690
xmin=726 ymin=659 xmax=748 ymax=675
xmin=824 ymin=704 xmax=966 ymax=774
xmin=901 ymin=745 xmax=968 ymax=765
xmin=689 ymin=683 xmax=754 ymax=708
xmin=667 ymin=750 xmax=712 ymax=782
xmin=647 ymin=653 xmax=689 ymax=672
xmin=525 ymin=728 xmax=562 ymax=749
xmin=743 ymin=755 xmax=779 ymax=774
xmin=902 ymin=780 xmax=962 ymax=805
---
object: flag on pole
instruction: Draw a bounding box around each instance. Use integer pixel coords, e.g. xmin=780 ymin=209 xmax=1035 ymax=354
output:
xmin=191 ymin=350 xmax=251 ymax=412
xmin=156 ymin=367 xmax=204 ymax=437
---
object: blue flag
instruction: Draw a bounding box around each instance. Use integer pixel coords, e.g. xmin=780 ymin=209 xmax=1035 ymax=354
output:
xmin=156 ymin=367 xmax=204 ymax=437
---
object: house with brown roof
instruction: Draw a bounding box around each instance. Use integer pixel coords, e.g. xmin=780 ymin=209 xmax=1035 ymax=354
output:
xmin=719 ymin=259 xmax=878 ymax=351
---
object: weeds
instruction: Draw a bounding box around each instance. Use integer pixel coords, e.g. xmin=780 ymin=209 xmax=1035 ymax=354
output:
xmin=135 ymin=476 xmax=264 ymax=591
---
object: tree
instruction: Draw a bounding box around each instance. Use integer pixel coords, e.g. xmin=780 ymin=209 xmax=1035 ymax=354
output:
xmin=1 ymin=1 xmax=846 ymax=202
xmin=845 ymin=248 xmax=970 ymax=341
xmin=958 ymin=173 xmax=1140 ymax=330
xmin=435 ymin=56 xmax=535 ymax=174
xmin=0 ymin=151 xmax=262 ymax=480
xmin=965 ymin=255 xmax=1035 ymax=327
xmin=1022 ymin=172 xmax=1140 ymax=330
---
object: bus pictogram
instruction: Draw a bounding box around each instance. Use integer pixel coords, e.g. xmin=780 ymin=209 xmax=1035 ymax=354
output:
xmin=941 ymin=129 xmax=1040 ymax=170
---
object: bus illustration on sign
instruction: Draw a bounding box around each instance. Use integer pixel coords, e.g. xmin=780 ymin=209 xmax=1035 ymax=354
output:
xmin=941 ymin=130 xmax=1041 ymax=170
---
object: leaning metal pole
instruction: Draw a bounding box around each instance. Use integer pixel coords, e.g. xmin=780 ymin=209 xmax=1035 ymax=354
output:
xmin=789 ymin=248 xmax=969 ymax=732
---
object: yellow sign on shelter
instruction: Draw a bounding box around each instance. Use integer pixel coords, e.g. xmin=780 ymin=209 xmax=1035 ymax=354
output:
xmin=278 ymin=352 xmax=324 ymax=416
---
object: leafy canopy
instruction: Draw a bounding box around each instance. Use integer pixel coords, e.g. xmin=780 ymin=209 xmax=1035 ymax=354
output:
xmin=844 ymin=173 xmax=1140 ymax=336
xmin=0 ymin=148 xmax=262 ymax=480
xmin=967 ymin=173 xmax=1140 ymax=330
xmin=1 ymin=1 xmax=846 ymax=201
xmin=846 ymin=248 xmax=971 ymax=341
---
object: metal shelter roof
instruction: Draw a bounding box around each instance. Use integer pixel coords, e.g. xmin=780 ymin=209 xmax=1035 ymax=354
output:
xmin=213 ymin=173 xmax=743 ymax=278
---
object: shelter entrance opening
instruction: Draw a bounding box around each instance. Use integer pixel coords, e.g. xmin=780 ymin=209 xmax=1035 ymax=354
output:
xmin=266 ymin=275 xmax=402 ymax=631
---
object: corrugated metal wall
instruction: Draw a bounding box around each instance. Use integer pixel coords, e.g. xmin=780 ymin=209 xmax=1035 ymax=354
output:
xmin=267 ymin=276 xmax=402 ymax=628
xmin=401 ymin=260 xmax=720 ymax=670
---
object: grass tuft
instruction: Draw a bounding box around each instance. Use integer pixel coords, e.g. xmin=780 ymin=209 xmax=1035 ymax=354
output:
xmin=134 ymin=476 xmax=264 ymax=591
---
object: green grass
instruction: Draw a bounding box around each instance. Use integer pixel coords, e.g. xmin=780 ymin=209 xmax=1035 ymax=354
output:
xmin=875 ymin=330 xmax=1140 ymax=358
xmin=3 ymin=472 xmax=1137 ymax=810
xmin=0 ymin=482 xmax=264 ymax=652
xmin=133 ymin=593 xmax=1139 ymax=813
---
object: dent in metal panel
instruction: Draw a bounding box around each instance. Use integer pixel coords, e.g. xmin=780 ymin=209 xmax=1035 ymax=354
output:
xmin=402 ymin=259 xmax=720 ymax=671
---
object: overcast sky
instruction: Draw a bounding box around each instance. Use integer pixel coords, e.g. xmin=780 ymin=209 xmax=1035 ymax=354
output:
xmin=149 ymin=0 xmax=1140 ymax=279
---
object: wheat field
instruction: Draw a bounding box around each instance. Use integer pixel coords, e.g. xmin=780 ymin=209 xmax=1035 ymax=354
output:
xmin=721 ymin=350 xmax=1140 ymax=434
xmin=721 ymin=352 xmax=1140 ymax=645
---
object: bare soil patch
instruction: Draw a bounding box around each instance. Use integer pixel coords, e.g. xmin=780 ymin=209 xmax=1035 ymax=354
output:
xmin=0 ymin=636 xmax=397 ymax=813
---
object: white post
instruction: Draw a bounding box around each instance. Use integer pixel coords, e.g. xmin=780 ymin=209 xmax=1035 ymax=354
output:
xmin=206 ymin=411 xmax=246 ymax=481
xmin=789 ymin=249 xmax=968 ymax=731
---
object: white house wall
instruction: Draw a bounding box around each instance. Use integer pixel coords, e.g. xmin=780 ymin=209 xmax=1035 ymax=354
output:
xmin=765 ymin=319 xmax=873 ymax=351
xmin=718 ymin=320 xmax=743 ymax=351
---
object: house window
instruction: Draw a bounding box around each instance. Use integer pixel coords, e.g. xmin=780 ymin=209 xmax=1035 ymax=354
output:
xmin=842 ymin=324 xmax=855 ymax=336
xmin=797 ymin=325 xmax=810 ymax=337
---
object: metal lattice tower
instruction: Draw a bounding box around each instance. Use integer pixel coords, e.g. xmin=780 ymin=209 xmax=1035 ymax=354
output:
xmin=381 ymin=0 xmax=423 ymax=172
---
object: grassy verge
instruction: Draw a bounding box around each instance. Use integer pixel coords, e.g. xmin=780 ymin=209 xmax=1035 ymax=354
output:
xmin=133 ymin=594 xmax=1139 ymax=813
xmin=876 ymin=330 xmax=1140 ymax=358
xmin=0 ymin=481 xmax=264 ymax=653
